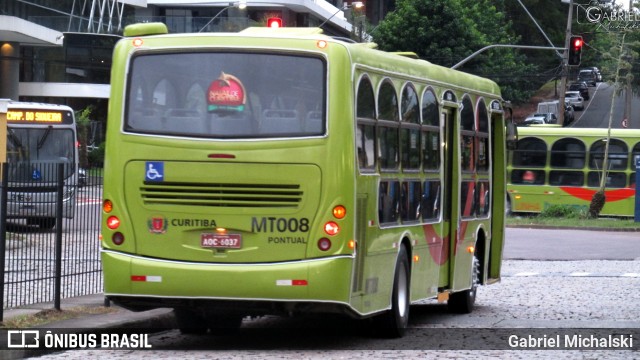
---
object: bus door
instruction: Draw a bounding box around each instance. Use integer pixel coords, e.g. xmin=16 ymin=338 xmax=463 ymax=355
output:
xmin=439 ymin=107 xmax=456 ymax=284
xmin=487 ymin=104 xmax=509 ymax=281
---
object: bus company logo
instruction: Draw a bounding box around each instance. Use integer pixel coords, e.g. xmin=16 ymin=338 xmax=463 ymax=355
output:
xmin=577 ymin=1 xmax=640 ymax=30
xmin=148 ymin=216 xmax=168 ymax=234
xmin=7 ymin=330 xmax=40 ymax=348
xmin=207 ymin=72 xmax=246 ymax=113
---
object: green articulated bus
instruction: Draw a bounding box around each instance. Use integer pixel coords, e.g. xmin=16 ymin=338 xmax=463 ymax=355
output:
xmin=508 ymin=126 xmax=640 ymax=217
xmin=101 ymin=23 xmax=516 ymax=337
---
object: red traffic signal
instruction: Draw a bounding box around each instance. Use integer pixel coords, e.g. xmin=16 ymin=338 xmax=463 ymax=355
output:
xmin=568 ymin=35 xmax=583 ymax=66
xmin=267 ymin=17 xmax=283 ymax=28
xmin=572 ymin=37 xmax=583 ymax=50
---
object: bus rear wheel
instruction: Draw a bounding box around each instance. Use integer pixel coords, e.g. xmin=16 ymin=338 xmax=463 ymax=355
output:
xmin=174 ymin=308 xmax=208 ymax=335
xmin=206 ymin=314 xmax=243 ymax=335
xmin=448 ymin=251 xmax=480 ymax=314
xmin=372 ymin=245 xmax=410 ymax=338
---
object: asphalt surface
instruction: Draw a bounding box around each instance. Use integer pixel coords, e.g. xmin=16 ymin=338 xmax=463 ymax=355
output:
xmin=1 ymin=225 xmax=639 ymax=359
xmin=0 ymin=295 xmax=175 ymax=359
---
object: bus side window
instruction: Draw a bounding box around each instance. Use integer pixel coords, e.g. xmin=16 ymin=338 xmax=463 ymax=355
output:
xmin=549 ymin=171 xmax=584 ymax=186
xmin=400 ymin=181 xmax=421 ymax=222
xmin=421 ymin=180 xmax=440 ymax=220
xmin=379 ymin=181 xmax=399 ymax=224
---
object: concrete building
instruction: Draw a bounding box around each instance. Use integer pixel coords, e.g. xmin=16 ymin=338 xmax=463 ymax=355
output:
xmin=0 ymin=0 xmax=393 ymax=142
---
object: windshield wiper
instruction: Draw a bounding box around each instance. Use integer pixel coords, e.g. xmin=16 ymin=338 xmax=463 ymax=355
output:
xmin=37 ymin=126 xmax=52 ymax=150
xmin=7 ymin=129 xmax=23 ymax=148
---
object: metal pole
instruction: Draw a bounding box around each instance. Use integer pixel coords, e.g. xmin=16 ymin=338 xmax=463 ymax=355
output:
xmin=54 ymin=163 xmax=64 ymax=310
xmin=0 ymin=163 xmax=8 ymax=321
xmin=451 ymin=44 xmax=565 ymax=70
xmin=558 ymin=0 xmax=574 ymax=127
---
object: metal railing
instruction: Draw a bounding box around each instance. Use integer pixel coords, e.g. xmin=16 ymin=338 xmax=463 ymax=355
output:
xmin=0 ymin=163 xmax=103 ymax=320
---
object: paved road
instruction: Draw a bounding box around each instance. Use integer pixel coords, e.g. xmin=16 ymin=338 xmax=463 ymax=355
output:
xmin=32 ymin=258 xmax=640 ymax=359
xmin=504 ymin=227 xmax=640 ymax=260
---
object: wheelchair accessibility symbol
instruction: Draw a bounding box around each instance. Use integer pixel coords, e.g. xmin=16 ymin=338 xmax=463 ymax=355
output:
xmin=145 ymin=162 xmax=164 ymax=182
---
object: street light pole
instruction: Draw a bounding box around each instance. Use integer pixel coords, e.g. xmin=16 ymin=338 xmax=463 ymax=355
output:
xmin=198 ymin=1 xmax=246 ymax=33
xmin=557 ymin=0 xmax=575 ymax=126
xmin=319 ymin=1 xmax=364 ymax=28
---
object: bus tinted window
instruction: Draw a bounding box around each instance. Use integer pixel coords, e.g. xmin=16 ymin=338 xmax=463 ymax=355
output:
xmin=126 ymin=52 xmax=326 ymax=138
xmin=631 ymin=142 xmax=640 ymax=170
xmin=549 ymin=170 xmax=584 ymax=186
xmin=401 ymin=83 xmax=420 ymax=170
xmin=421 ymin=179 xmax=441 ymax=220
xmin=550 ymin=138 xmax=585 ymax=169
xmin=421 ymin=90 xmax=438 ymax=127
xmin=378 ymin=80 xmax=399 ymax=170
xmin=421 ymin=89 xmax=440 ymax=171
xmin=379 ymin=180 xmax=400 ymax=223
xmin=511 ymin=169 xmax=544 ymax=185
xmin=356 ymin=77 xmax=376 ymax=170
xmin=587 ymin=172 xmax=626 ymax=188
xmin=477 ymin=101 xmax=489 ymax=172
xmin=400 ymin=181 xmax=421 ymax=222
xmin=512 ymin=137 xmax=546 ymax=167
xmin=378 ymin=81 xmax=399 ymax=121
xmin=589 ymin=139 xmax=628 ymax=170
xmin=460 ymin=96 xmax=475 ymax=171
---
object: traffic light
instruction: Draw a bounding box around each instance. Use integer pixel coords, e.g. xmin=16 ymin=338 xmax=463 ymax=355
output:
xmin=267 ymin=17 xmax=283 ymax=28
xmin=568 ymin=35 xmax=583 ymax=66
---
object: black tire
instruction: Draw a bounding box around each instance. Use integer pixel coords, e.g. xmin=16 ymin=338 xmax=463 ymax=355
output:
xmin=174 ymin=308 xmax=208 ymax=335
xmin=372 ymin=245 xmax=411 ymax=338
xmin=206 ymin=314 xmax=243 ymax=335
xmin=448 ymin=250 xmax=480 ymax=314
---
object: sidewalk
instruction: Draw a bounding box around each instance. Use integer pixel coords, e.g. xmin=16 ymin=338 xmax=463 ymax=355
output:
xmin=1 ymin=294 xmax=175 ymax=360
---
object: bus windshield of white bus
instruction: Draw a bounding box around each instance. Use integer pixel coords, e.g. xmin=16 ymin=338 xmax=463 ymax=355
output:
xmin=125 ymin=52 xmax=326 ymax=139
xmin=7 ymin=127 xmax=76 ymax=182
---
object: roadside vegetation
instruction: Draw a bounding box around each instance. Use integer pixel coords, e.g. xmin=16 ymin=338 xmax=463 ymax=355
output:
xmin=1 ymin=306 xmax=117 ymax=329
xmin=507 ymin=204 xmax=640 ymax=230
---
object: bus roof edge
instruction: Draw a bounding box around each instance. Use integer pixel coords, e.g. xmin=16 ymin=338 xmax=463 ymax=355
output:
xmin=123 ymin=23 xmax=169 ymax=37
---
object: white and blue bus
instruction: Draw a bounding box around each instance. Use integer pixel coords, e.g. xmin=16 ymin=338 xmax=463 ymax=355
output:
xmin=5 ymin=102 xmax=80 ymax=229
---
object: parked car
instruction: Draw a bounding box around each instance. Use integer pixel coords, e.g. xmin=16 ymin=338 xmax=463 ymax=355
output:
xmin=583 ymin=66 xmax=602 ymax=82
xmin=521 ymin=116 xmax=546 ymax=126
xmin=78 ymin=168 xmax=87 ymax=188
xmin=565 ymin=91 xmax=584 ymax=110
xmin=521 ymin=113 xmax=557 ymax=126
xmin=535 ymin=112 xmax=558 ymax=124
xmin=578 ymin=69 xmax=597 ymax=86
xmin=563 ymin=103 xmax=575 ymax=125
xmin=568 ymin=81 xmax=589 ymax=100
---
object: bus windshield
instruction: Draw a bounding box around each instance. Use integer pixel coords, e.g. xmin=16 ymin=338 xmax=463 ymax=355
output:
xmin=125 ymin=52 xmax=326 ymax=138
xmin=7 ymin=127 xmax=76 ymax=181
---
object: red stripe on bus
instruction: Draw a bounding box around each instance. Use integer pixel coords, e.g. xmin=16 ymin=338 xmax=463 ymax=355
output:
xmin=559 ymin=187 xmax=635 ymax=202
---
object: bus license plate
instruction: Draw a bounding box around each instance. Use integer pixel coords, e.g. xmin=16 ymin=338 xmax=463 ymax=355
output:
xmin=201 ymin=233 xmax=242 ymax=249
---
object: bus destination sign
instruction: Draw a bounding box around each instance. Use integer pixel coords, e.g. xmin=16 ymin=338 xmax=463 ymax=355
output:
xmin=6 ymin=109 xmax=73 ymax=124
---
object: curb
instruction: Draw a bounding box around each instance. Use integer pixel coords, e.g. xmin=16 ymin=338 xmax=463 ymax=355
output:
xmin=1 ymin=308 xmax=175 ymax=360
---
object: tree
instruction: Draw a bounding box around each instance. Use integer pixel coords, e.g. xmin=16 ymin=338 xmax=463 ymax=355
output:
xmin=75 ymin=105 xmax=94 ymax=169
xmin=371 ymin=0 xmax=537 ymax=104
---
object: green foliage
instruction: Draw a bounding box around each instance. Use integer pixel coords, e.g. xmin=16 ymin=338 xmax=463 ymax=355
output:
xmin=74 ymin=106 xmax=94 ymax=169
xmin=88 ymin=142 xmax=105 ymax=166
xmin=370 ymin=0 xmax=538 ymax=104
xmin=539 ymin=204 xmax=586 ymax=219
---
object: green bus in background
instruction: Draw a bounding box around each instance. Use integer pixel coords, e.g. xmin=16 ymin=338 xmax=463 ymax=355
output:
xmin=508 ymin=126 xmax=639 ymax=216
xmin=101 ymin=22 xmax=516 ymax=337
